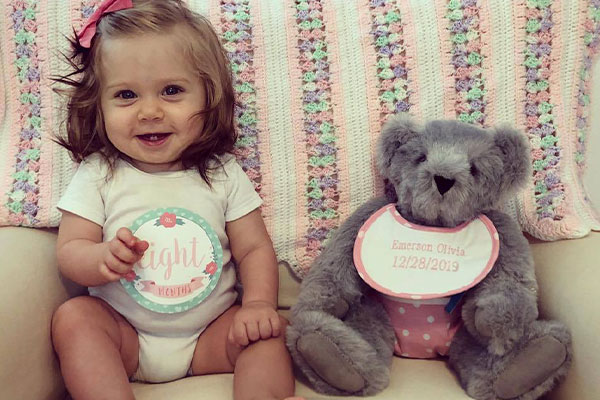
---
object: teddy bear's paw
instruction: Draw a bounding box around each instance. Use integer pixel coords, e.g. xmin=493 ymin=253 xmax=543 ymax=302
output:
xmin=297 ymin=332 xmax=366 ymax=393
xmin=473 ymin=292 xmax=537 ymax=355
xmin=327 ymin=296 xmax=350 ymax=319
xmin=287 ymin=308 xmax=393 ymax=395
xmin=474 ymin=309 xmax=522 ymax=356
xmin=493 ymin=336 xmax=567 ymax=399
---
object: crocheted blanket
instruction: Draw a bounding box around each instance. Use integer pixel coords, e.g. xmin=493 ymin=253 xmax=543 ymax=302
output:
xmin=1 ymin=0 xmax=599 ymax=278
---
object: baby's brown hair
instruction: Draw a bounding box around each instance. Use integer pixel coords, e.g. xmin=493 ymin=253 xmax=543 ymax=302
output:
xmin=54 ymin=0 xmax=236 ymax=184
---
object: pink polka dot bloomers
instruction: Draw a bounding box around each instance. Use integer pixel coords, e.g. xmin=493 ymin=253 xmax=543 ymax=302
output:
xmin=379 ymin=295 xmax=462 ymax=359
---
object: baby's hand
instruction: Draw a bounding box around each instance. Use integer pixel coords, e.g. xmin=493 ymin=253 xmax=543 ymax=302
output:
xmin=99 ymin=227 xmax=149 ymax=283
xmin=228 ymin=301 xmax=281 ymax=347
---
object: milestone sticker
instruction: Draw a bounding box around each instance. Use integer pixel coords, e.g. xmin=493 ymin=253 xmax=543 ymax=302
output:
xmin=121 ymin=208 xmax=223 ymax=314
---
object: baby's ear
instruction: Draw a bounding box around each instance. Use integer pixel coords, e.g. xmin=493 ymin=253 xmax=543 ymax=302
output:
xmin=376 ymin=113 xmax=421 ymax=178
xmin=493 ymin=125 xmax=531 ymax=194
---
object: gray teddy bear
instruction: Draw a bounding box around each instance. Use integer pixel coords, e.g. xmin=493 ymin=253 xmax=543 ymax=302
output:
xmin=286 ymin=115 xmax=572 ymax=399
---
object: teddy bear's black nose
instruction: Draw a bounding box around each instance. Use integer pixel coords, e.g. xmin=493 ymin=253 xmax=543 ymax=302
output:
xmin=434 ymin=175 xmax=455 ymax=195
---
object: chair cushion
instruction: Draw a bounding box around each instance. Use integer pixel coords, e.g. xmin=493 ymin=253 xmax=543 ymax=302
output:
xmin=131 ymin=358 xmax=471 ymax=400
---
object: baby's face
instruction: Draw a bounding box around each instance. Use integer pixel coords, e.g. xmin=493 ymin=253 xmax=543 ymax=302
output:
xmin=99 ymin=28 xmax=206 ymax=173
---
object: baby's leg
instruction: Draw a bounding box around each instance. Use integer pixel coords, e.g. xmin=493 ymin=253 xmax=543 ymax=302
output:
xmin=51 ymin=296 xmax=138 ymax=400
xmin=190 ymin=305 xmax=297 ymax=400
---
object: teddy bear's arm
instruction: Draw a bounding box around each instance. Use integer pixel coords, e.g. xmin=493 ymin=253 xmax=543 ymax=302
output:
xmin=291 ymin=197 xmax=390 ymax=319
xmin=460 ymin=209 xmax=540 ymax=355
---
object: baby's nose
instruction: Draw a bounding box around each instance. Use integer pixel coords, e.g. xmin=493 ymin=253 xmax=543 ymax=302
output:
xmin=138 ymin=99 xmax=164 ymax=121
xmin=434 ymin=175 xmax=455 ymax=195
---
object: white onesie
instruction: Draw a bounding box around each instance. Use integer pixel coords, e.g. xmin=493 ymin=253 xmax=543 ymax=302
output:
xmin=57 ymin=154 xmax=262 ymax=382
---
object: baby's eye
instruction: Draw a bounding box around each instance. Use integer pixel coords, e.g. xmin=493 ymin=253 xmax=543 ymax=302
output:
xmin=116 ymin=90 xmax=136 ymax=100
xmin=163 ymin=85 xmax=184 ymax=96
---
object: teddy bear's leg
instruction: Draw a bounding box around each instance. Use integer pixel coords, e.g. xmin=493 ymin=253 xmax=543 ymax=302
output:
xmin=448 ymin=320 xmax=571 ymax=400
xmin=286 ymin=296 xmax=395 ymax=396
xmin=491 ymin=320 xmax=571 ymax=400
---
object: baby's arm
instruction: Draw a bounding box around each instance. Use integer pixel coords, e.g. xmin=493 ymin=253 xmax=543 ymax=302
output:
xmin=56 ymin=211 xmax=148 ymax=287
xmin=225 ymin=208 xmax=280 ymax=346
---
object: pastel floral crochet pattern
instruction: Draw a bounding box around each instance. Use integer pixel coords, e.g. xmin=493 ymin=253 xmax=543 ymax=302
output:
xmin=1 ymin=1 xmax=598 ymax=276
xmin=367 ymin=0 xmax=412 ymax=202
xmin=446 ymin=0 xmax=487 ymax=125
xmin=575 ymin=1 xmax=600 ymax=169
xmin=294 ymin=0 xmax=341 ymax=265
xmin=78 ymin=0 xmax=100 ymax=21
xmin=5 ymin=0 xmax=43 ymax=226
xmin=220 ymin=0 xmax=263 ymax=196
xmin=368 ymin=0 xmax=412 ymax=123
xmin=523 ymin=0 xmax=563 ymax=221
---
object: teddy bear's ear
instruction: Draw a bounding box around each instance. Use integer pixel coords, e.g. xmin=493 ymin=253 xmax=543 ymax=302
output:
xmin=493 ymin=125 xmax=532 ymax=194
xmin=376 ymin=113 xmax=421 ymax=178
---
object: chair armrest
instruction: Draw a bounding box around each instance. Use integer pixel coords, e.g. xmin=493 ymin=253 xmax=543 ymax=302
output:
xmin=0 ymin=227 xmax=84 ymax=400
xmin=530 ymin=232 xmax=600 ymax=400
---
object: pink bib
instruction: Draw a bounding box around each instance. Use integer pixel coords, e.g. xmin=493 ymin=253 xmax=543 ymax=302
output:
xmin=353 ymin=204 xmax=499 ymax=300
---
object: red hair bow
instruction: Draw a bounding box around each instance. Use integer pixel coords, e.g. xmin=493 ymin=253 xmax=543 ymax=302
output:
xmin=77 ymin=0 xmax=133 ymax=48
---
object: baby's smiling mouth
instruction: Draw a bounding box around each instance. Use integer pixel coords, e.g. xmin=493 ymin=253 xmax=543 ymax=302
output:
xmin=136 ymin=133 xmax=172 ymax=146
xmin=137 ymin=133 xmax=171 ymax=141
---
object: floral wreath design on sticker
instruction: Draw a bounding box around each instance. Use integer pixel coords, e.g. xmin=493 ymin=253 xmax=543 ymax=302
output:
xmin=121 ymin=208 xmax=223 ymax=314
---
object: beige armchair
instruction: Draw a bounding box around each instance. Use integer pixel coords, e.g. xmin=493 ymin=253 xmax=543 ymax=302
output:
xmin=0 ymin=226 xmax=598 ymax=400
xmin=2 ymin=5 xmax=600 ymax=399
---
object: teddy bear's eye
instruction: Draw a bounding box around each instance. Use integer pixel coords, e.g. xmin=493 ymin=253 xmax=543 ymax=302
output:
xmin=416 ymin=154 xmax=427 ymax=164
xmin=470 ymin=163 xmax=479 ymax=177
